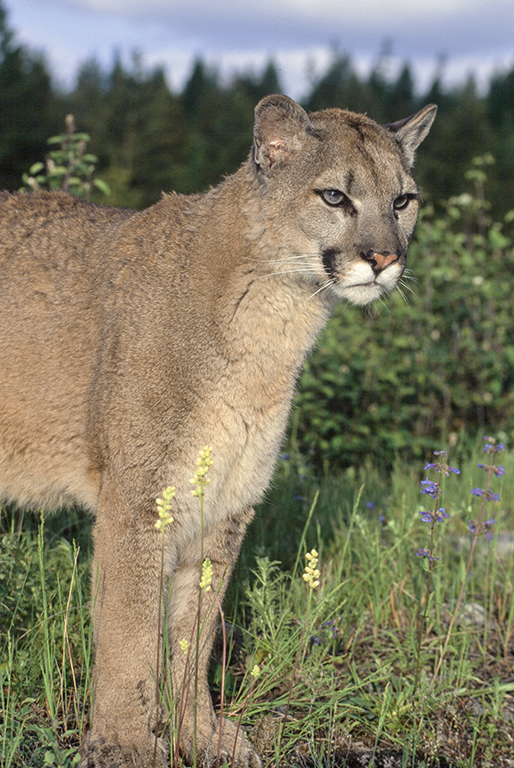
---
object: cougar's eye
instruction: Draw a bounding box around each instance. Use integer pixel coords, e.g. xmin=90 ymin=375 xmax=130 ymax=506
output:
xmin=393 ymin=194 xmax=413 ymax=211
xmin=320 ymin=189 xmax=349 ymax=207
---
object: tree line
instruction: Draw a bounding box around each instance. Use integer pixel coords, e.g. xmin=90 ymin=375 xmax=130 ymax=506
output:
xmin=1 ymin=1 xmax=513 ymax=215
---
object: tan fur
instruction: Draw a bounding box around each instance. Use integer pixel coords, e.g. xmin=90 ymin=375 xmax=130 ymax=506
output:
xmin=0 ymin=95 xmax=436 ymax=767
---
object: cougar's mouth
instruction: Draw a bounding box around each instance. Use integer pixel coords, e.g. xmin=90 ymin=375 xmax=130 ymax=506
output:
xmin=336 ymin=265 xmax=403 ymax=305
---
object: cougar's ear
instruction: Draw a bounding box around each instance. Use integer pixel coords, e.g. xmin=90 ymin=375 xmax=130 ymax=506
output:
xmin=253 ymin=94 xmax=312 ymax=173
xmin=384 ymin=104 xmax=437 ymax=168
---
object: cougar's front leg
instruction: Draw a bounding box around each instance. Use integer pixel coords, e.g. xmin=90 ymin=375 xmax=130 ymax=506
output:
xmin=80 ymin=485 xmax=173 ymax=768
xmin=167 ymin=507 xmax=260 ymax=767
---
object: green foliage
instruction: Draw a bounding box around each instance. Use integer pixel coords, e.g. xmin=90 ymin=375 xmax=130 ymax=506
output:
xmin=292 ymin=159 xmax=514 ymax=470
xmin=20 ymin=114 xmax=109 ymax=199
xmin=2 ymin=445 xmax=514 ymax=765
xmin=238 ymin=446 xmax=514 ymax=764
xmin=0 ymin=511 xmax=91 ymax=766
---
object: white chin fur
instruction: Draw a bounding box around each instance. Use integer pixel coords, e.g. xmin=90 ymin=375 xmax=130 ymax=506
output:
xmin=335 ymin=262 xmax=402 ymax=306
xmin=339 ymin=283 xmax=384 ymax=306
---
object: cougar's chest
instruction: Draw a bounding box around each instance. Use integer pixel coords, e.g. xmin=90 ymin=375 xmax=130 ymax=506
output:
xmin=195 ymin=362 xmax=296 ymax=524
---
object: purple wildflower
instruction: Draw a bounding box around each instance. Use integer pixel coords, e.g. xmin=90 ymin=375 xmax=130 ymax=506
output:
xmin=416 ymin=548 xmax=440 ymax=562
xmin=424 ymin=454 xmax=460 ymax=476
xmin=470 ymin=488 xmax=500 ymax=502
xmin=322 ymin=619 xmax=339 ymax=639
xmin=420 ymin=478 xmax=438 ymax=498
xmin=469 ymin=518 xmax=497 ymax=540
xmin=366 ymin=501 xmax=377 ymax=510
xmin=478 ymin=463 xmax=505 ymax=477
xmin=484 ymin=438 xmax=505 ymax=454
xmin=419 ymin=508 xmax=449 ymax=524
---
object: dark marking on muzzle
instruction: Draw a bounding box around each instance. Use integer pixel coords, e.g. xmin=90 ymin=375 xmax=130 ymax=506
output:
xmin=321 ymin=248 xmax=340 ymax=280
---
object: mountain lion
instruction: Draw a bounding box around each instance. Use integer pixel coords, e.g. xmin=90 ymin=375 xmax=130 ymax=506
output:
xmin=0 ymin=95 xmax=436 ymax=767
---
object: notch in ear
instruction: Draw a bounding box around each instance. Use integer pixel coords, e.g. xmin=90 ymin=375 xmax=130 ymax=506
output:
xmin=253 ymin=94 xmax=312 ymax=173
xmin=384 ymin=104 xmax=438 ymax=168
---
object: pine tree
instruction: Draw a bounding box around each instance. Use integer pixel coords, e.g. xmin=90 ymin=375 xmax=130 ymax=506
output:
xmin=0 ymin=0 xmax=55 ymax=190
xmin=387 ymin=64 xmax=416 ymax=120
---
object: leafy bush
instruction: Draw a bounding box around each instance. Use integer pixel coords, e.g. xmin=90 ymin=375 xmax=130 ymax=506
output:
xmin=293 ymin=158 xmax=514 ymax=469
xmin=20 ymin=114 xmax=109 ymax=200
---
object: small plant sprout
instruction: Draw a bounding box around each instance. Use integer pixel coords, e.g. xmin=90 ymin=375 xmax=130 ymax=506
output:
xmin=279 ymin=548 xmax=322 ymax=753
xmin=179 ymin=639 xmax=189 ymax=654
xmin=433 ymin=437 xmax=503 ymax=680
xmin=229 ymin=663 xmax=262 ymax=768
xmin=414 ymin=450 xmax=459 ymax=692
xmin=153 ymin=485 xmax=175 ymax=766
xmin=465 ymin=436 xmax=502 ymax=539
xmin=416 ymin=450 xmax=458 ymax=564
xmin=187 ymin=446 xmax=219 ymax=766
xmin=21 ymin=114 xmax=110 ymax=199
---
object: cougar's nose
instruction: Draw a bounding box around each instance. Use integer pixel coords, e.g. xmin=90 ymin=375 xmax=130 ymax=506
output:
xmin=364 ymin=251 xmax=399 ymax=273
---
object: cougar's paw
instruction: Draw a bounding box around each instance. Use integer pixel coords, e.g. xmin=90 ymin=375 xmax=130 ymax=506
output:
xmin=181 ymin=717 xmax=261 ymax=768
xmin=79 ymin=732 xmax=168 ymax=768
xmin=218 ymin=718 xmax=261 ymax=768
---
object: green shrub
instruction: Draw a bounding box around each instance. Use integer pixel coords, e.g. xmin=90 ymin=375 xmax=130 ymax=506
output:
xmin=20 ymin=114 xmax=110 ymax=200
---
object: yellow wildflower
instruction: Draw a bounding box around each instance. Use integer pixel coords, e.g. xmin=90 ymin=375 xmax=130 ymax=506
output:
xmin=303 ymin=549 xmax=320 ymax=589
xmin=155 ymin=486 xmax=175 ymax=532
xmin=190 ymin=446 xmax=214 ymax=497
xmin=199 ymin=557 xmax=213 ymax=592
xmin=179 ymin=639 xmax=189 ymax=654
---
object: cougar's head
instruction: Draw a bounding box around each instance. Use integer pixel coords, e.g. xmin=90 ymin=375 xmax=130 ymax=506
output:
xmin=251 ymin=94 xmax=437 ymax=306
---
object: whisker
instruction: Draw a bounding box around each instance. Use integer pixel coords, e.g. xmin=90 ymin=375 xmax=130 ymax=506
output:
xmin=304 ymin=279 xmax=336 ymax=303
xmin=259 ymin=269 xmax=317 ymax=283
xmin=372 ymin=295 xmax=389 ymax=315
xmin=395 ymin=284 xmax=410 ymax=306
xmin=398 ymin=278 xmax=417 ymax=299
xmin=401 ymin=269 xmax=418 ymax=284
xmin=261 ymin=268 xmax=315 ymax=278
xmin=241 ymin=253 xmax=318 ymax=264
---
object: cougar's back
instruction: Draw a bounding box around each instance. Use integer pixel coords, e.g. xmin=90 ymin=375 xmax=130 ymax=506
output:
xmin=0 ymin=191 xmax=132 ymax=509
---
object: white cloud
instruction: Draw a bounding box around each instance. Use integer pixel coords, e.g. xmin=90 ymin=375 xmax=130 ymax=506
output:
xmin=4 ymin=0 xmax=514 ymax=99
xmin=61 ymin=0 xmax=484 ymax=17
xmin=46 ymin=0 xmax=514 ymax=57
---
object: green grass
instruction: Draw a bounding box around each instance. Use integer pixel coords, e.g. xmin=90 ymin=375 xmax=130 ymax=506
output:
xmin=1 ymin=440 xmax=513 ymax=766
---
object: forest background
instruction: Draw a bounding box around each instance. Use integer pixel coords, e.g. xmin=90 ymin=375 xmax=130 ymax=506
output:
xmin=1 ymin=0 xmax=514 ymax=470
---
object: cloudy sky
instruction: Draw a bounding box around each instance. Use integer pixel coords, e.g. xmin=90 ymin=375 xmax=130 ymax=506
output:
xmin=4 ymin=0 xmax=514 ymax=98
